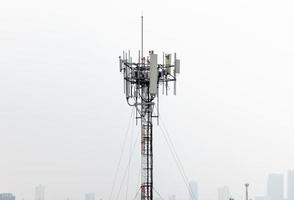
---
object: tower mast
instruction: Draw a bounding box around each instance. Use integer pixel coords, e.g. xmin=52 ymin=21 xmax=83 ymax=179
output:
xmin=119 ymin=16 xmax=181 ymax=200
xmin=140 ymin=14 xmax=153 ymax=200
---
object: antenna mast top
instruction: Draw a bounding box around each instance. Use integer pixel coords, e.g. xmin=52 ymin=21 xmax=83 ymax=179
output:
xmin=141 ymin=14 xmax=143 ymax=60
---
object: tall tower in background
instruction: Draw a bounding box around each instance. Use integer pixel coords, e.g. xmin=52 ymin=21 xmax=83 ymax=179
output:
xmin=189 ymin=181 xmax=198 ymax=200
xmin=267 ymin=173 xmax=284 ymax=200
xmin=218 ymin=186 xmax=230 ymax=200
xmin=35 ymin=185 xmax=45 ymax=200
xmin=288 ymin=170 xmax=294 ymax=200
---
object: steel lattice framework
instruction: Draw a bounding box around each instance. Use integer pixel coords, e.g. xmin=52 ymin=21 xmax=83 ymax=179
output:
xmin=119 ymin=16 xmax=180 ymax=200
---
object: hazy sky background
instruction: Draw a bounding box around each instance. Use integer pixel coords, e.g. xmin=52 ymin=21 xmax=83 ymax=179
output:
xmin=1 ymin=0 xmax=294 ymax=200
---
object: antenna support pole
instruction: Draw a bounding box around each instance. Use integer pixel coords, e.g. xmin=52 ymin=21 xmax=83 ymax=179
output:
xmin=141 ymin=15 xmax=143 ymax=61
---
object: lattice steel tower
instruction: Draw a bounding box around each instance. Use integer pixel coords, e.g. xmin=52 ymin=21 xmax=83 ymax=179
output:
xmin=119 ymin=16 xmax=180 ymax=200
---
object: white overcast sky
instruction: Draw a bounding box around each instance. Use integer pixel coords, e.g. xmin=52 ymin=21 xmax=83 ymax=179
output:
xmin=1 ymin=0 xmax=294 ymax=200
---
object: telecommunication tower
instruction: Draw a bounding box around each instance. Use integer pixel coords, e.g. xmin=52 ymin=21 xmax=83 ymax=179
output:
xmin=119 ymin=16 xmax=180 ymax=200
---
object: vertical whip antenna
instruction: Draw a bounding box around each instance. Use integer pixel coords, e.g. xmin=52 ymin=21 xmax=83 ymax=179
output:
xmin=141 ymin=14 xmax=143 ymax=61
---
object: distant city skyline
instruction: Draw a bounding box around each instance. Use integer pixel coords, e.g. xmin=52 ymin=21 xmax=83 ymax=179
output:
xmin=2 ymin=170 xmax=294 ymax=200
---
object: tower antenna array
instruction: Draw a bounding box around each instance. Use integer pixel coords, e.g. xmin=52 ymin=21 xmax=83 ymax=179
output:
xmin=119 ymin=16 xmax=181 ymax=200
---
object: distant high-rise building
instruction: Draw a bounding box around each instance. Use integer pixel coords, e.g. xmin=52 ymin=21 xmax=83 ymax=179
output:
xmin=267 ymin=173 xmax=284 ymax=200
xmin=35 ymin=185 xmax=45 ymax=200
xmin=85 ymin=193 xmax=95 ymax=200
xmin=0 ymin=194 xmax=15 ymax=200
xmin=288 ymin=170 xmax=294 ymax=200
xmin=168 ymin=194 xmax=176 ymax=200
xmin=218 ymin=186 xmax=230 ymax=200
xmin=189 ymin=181 xmax=198 ymax=200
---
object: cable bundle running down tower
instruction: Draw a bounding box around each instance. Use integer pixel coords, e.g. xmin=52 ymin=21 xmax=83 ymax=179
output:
xmin=119 ymin=16 xmax=180 ymax=200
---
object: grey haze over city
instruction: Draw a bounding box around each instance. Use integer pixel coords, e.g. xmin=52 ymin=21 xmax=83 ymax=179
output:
xmin=1 ymin=0 xmax=294 ymax=200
